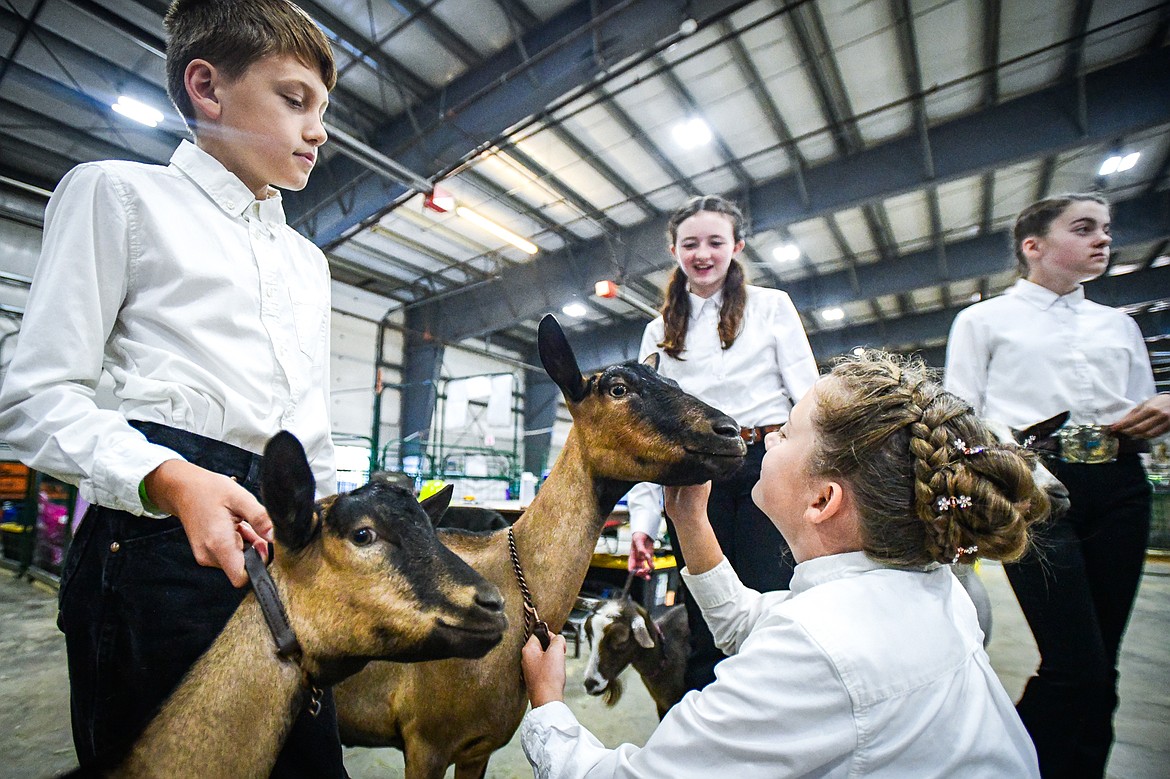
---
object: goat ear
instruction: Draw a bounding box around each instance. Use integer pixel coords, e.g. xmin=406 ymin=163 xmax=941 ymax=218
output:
xmin=642 ymin=352 xmax=660 ymax=372
xmin=538 ymin=314 xmax=588 ymax=403
xmin=1018 ymin=411 xmax=1071 ymax=442
xmin=420 ymin=484 xmax=454 ymax=527
xmin=261 ymin=431 xmax=317 ymax=552
xmin=630 ymin=614 xmax=655 ymax=649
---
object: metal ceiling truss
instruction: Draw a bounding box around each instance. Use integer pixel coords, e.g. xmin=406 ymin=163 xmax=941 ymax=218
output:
xmin=401 ymin=47 xmax=1170 ymax=346
xmin=810 ymin=264 xmax=1170 ymax=360
xmin=501 ymin=188 xmax=1170 ymax=372
xmin=286 ymin=0 xmax=751 ymax=247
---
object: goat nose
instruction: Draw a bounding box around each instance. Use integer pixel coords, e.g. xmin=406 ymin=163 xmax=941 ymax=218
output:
xmin=713 ymin=418 xmax=739 ymax=438
xmin=476 ymin=587 xmax=505 ymax=613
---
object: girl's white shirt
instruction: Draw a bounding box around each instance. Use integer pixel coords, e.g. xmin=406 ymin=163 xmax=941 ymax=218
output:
xmin=521 ymin=553 xmax=1039 ymax=779
xmin=626 ymin=285 xmax=818 ymax=537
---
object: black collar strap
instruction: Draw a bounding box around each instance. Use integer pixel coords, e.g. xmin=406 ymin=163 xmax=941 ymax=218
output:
xmin=243 ymin=545 xmax=323 ymax=716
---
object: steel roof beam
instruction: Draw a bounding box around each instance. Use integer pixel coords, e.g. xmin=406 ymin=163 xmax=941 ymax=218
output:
xmin=405 ymin=48 xmax=1170 ymax=343
xmin=808 ymin=264 xmax=1170 ymax=358
xmin=287 ymin=0 xmax=748 ymax=246
xmin=524 ymin=190 xmax=1170 ymax=370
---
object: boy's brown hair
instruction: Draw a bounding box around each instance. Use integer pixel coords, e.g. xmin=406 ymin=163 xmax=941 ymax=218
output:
xmin=164 ymin=0 xmax=337 ymax=125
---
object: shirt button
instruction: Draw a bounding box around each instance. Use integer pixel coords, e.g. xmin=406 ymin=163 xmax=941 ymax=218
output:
xmin=109 ymin=541 xmax=120 ymax=553
xmin=225 ymin=200 xmax=235 ymax=210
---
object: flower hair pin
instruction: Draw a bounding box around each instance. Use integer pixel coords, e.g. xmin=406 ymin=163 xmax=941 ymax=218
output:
xmin=952 ymin=544 xmax=979 ymax=565
xmin=936 ymin=495 xmax=973 ymax=513
xmin=953 ymin=438 xmax=985 ymax=456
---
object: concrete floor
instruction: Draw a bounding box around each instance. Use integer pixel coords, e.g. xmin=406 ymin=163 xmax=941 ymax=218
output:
xmin=1 ymin=559 xmax=1167 ymax=779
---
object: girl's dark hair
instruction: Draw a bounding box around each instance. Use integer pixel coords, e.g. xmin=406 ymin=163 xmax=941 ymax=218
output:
xmin=812 ymin=350 xmax=1049 ymax=567
xmin=1012 ymin=193 xmax=1110 ymax=272
xmin=165 ymin=0 xmax=337 ymax=125
xmin=659 ymin=195 xmax=748 ymax=359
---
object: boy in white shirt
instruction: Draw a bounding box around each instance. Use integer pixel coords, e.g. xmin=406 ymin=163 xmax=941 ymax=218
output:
xmin=0 ymin=1 xmax=341 ymax=774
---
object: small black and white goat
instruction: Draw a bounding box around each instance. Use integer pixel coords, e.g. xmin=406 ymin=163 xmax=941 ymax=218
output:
xmin=582 ymin=600 xmax=688 ymax=719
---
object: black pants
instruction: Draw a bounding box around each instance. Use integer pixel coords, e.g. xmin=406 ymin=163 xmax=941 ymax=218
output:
xmin=664 ymin=441 xmax=795 ymax=691
xmin=1005 ymin=454 xmax=1150 ymax=779
xmin=58 ymin=422 xmax=347 ymax=777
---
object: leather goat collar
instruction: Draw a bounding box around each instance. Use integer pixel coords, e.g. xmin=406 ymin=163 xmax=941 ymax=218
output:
xmin=243 ymin=545 xmax=323 ymax=716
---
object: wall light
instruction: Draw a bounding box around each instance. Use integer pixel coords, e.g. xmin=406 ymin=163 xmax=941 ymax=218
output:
xmin=821 ymin=307 xmax=845 ymax=322
xmin=772 ymin=243 xmax=801 ymax=263
xmin=562 ymin=302 xmax=587 ymax=318
xmin=111 ymin=95 xmax=164 ymax=127
xmin=455 ymin=206 xmax=538 ymax=255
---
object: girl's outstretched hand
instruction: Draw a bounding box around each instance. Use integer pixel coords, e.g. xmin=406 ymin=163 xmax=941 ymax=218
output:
xmin=522 ymin=633 xmax=567 ymax=708
xmin=664 ymin=482 xmax=713 ymax=528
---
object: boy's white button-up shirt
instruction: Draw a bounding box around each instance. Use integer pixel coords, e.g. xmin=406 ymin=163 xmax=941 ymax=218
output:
xmin=521 ymin=553 xmax=1039 ymax=779
xmin=0 ymin=140 xmax=335 ymax=513
xmin=945 ymin=278 xmax=1155 ymax=427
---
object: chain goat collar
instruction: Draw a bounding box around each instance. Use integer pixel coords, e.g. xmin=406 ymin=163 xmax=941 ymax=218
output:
xmin=507 ymin=526 xmax=551 ymax=650
xmin=243 ymin=545 xmax=324 ymax=716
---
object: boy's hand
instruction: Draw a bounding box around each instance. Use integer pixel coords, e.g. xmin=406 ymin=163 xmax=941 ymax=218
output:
xmin=521 ymin=633 xmax=567 ymax=708
xmin=1111 ymin=394 xmax=1170 ymax=439
xmin=628 ymin=532 xmax=656 ymax=580
xmin=664 ymin=482 xmax=712 ymax=528
xmin=144 ymin=460 xmax=273 ymax=588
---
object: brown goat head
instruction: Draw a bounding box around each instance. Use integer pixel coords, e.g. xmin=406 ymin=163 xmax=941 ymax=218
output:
xmin=537 ymin=314 xmax=746 ymax=487
xmin=261 ymin=433 xmax=507 ymax=682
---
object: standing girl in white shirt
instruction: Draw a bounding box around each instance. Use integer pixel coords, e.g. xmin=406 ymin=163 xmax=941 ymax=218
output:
xmin=521 ymin=351 xmax=1045 ymax=779
xmin=625 ymin=195 xmax=818 ymax=692
xmin=945 ymin=194 xmax=1170 ymax=778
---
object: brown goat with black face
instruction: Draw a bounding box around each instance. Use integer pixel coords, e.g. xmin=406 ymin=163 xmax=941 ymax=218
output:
xmin=102 ymin=432 xmax=507 ymax=778
xmin=583 ymin=599 xmax=688 ymax=720
xmin=334 ymin=315 xmax=747 ymax=779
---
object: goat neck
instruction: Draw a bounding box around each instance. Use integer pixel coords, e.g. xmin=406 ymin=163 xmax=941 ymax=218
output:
xmin=510 ymin=428 xmax=627 ymax=633
xmin=117 ymin=592 xmax=305 ymax=778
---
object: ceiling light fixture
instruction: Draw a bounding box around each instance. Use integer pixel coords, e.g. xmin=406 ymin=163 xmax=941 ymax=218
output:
xmin=821 ymin=307 xmax=845 ymax=322
xmin=772 ymin=243 xmax=801 ymax=263
xmin=454 ymin=206 xmax=539 ymax=255
xmin=672 ymin=117 xmax=712 ymax=149
xmin=1099 ymin=151 xmax=1140 ymax=176
xmin=111 ymin=95 xmax=164 ymax=127
xmin=562 ymin=302 xmax=587 ymax=318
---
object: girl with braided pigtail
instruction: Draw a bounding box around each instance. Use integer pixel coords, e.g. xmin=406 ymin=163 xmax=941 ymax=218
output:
xmin=520 ymin=351 xmax=1044 ymax=778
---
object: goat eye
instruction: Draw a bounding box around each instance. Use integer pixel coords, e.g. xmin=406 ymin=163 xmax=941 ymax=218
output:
xmin=609 ymin=384 xmax=627 ymax=398
xmin=350 ymin=527 xmax=377 ymax=546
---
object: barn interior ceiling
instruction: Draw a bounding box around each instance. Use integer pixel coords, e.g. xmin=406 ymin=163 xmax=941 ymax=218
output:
xmin=1 ymin=0 xmax=1169 ymax=371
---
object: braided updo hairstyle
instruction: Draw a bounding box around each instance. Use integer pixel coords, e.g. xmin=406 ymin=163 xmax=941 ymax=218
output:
xmin=812 ymin=350 xmax=1048 ymax=567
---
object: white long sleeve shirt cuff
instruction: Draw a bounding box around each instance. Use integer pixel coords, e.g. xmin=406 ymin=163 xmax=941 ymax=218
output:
xmin=625 ymin=481 xmax=664 ymax=538
xmin=91 ymin=435 xmax=186 ymax=516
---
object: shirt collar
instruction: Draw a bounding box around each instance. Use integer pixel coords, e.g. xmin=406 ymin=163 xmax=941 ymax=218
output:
xmin=170 ymin=140 xmax=287 ymax=226
xmin=688 ymin=288 xmax=722 ymax=320
xmin=789 ymin=551 xmax=923 ymax=596
xmin=1007 ymin=278 xmax=1085 ymax=310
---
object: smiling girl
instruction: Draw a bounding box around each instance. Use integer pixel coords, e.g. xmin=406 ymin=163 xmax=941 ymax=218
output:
xmin=624 ymin=195 xmax=818 ymax=694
